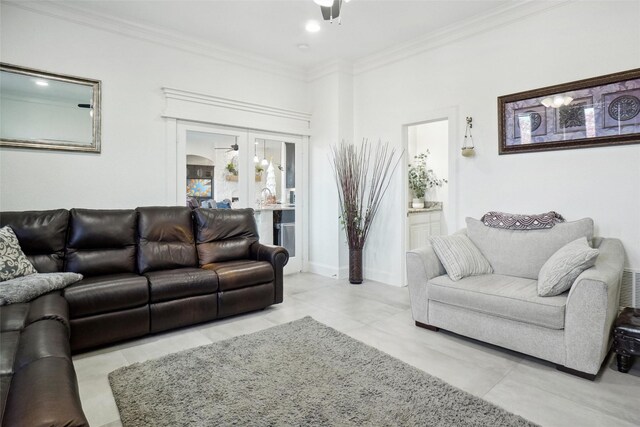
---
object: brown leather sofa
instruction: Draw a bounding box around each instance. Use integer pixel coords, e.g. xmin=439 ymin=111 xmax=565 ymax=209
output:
xmin=0 ymin=206 xmax=288 ymax=426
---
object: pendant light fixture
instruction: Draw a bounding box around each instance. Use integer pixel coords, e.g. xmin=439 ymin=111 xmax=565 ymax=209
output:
xmin=253 ymin=140 xmax=259 ymax=163
xmin=261 ymin=140 xmax=269 ymax=166
xmin=461 ymin=116 xmax=475 ymax=157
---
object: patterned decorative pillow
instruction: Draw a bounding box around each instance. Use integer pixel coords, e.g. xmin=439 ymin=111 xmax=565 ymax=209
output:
xmin=0 ymin=272 xmax=83 ymax=305
xmin=430 ymin=234 xmax=493 ymax=281
xmin=0 ymin=226 xmax=37 ymax=281
xmin=538 ymin=237 xmax=599 ymax=297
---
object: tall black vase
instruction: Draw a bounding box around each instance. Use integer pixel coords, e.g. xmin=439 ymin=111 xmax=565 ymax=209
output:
xmin=349 ymin=248 xmax=363 ymax=284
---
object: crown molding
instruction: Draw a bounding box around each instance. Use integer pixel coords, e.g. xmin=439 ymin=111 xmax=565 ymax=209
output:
xmin=307 ymin=59 xmax=354 ymax=82
xmin=162 ymin=87 xmax=312 ymax=122
xmin=4 ymin=0 xmax=307 ymax=82
xmin=353 ymin=0 xmax=572 ymax=75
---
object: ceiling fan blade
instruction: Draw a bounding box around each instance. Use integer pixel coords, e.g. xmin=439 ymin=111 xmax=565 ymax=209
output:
xmin=77 ymin=103 xmax=91 ymax=108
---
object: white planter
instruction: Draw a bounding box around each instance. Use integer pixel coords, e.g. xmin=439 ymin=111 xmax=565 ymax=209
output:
xmin=412 ymin=198 xmax=424 ymax=209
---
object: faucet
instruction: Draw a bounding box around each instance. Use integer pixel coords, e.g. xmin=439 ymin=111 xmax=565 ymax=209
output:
xmin=260 ymin=188 xmax=273 ymax=207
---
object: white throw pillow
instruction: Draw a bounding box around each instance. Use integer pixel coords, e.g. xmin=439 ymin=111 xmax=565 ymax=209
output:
xmin=0 ymin=226 xmax=37 ymax=281
xmin=430 ymin=234 xmax=493 ymax=281
xmin=537 ymin=237 xmax=599 ymax=297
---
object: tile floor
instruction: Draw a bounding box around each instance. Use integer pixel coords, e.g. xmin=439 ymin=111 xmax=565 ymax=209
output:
xmin=73 ymin=272 xmax=640 ymax=427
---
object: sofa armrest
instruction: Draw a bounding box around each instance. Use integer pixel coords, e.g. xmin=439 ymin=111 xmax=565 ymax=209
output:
xmin=406 ymin=243 xmax=446 ymax=324
xmin=250 ymin=242 xmax=289 ymax=304
xmin=564 ymin=238 xmax=625 ymax=374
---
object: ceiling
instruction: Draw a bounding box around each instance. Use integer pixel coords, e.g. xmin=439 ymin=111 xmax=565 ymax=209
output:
xmin=58 ymin=0 xmax=512 ymax=70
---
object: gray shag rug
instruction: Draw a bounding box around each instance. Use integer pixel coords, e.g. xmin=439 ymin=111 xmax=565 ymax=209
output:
xmin=109 ymin=317 xmax=536 ymax=427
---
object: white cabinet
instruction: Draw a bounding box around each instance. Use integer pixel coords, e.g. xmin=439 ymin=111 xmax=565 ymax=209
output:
xmin=408 ymin=210 xmax=442 ymax=250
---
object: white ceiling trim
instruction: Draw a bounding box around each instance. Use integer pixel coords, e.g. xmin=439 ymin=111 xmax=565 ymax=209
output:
xmin=162 ymin=87 xmax=312 ymax=136
xmin=306 ymin=59 xmax=354 ymax=82
xmin=4 ymin=0 xmax=307 ymax=82
xmin=350 ymin=0 xmax=571 ymax=76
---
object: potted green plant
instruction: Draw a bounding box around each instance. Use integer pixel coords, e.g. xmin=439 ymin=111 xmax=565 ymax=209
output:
xmin=408 ymin=151 xmax=447 ymax=208
xmin=330 ymin=139 xmax=402 ymax=284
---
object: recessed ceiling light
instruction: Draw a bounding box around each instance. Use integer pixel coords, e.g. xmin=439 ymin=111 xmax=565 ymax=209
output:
xmin=35 ymin=80 xmax=49 ymax=86
xmin=297 ymin=43 xmax=310 ymax=50
xmin=305 ymin=20 xmax=321 ymax=33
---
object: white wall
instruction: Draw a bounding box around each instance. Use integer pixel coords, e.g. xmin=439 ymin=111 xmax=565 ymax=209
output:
xmin=354 ymin=0 xmax=640 ymax=283
xmin=0 ymin=4 xmax=308 ymax=210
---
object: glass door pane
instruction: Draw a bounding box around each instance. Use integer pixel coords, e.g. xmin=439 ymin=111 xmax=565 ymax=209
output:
xmin=181 ymin=124 xmax=249 ymax=209
xmin=248 ymin=132 xmax=302 ymax=274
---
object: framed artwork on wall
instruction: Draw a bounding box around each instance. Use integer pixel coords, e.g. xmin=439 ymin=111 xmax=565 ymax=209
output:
xmin=498 ymin=68 xmax=640 ymax=154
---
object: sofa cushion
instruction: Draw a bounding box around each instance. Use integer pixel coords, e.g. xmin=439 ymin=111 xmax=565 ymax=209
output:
xmin=63 ymin=273 xmax=149 ymax=318
xmin=429 ymin=234 xmax=492 ymax=281
xmin=538 ymin=237 xmax=599 ymax=297
xmin=428 ymin=274 xmax=567 ymax=329
xmin=202 ymin=260 xmax=273 ymax=291
xmin=0 ymin=226 xmax=37 ymax=281
xmin=0 ymin=209 xmax=69 ymax=273
xmin=466 ymin=217 xmax=594 ymax=280
xmin=137 ymin=207 xmax=197 ymax=274
xmin=66 ymin=209 xmax=137 ymax=276
xmin=194 ymin=208 xmax=259 ymax=264
xmin=145 ymin=268 xmax=218 ymax=303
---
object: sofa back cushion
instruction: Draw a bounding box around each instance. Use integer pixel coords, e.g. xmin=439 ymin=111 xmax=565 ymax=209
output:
xmin=0 ymin=210 xmax=69 ymax=272
xmin=65 ymin=209 xmax=137 ymax=276
xmin=137 ymin=207 xmax=197 ymax=273
xmin=194 ymin=208 xmax=259 ymax=264
xmin=466 ymin=217 xmax=594 ymax=279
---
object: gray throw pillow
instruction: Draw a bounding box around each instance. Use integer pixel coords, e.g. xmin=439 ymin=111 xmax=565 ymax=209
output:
xmin=0 ymin=226 xmax=37 ymax=281
xmin=537 ymin=237 xmax=599 ymax=297
xmin=466 ymin=217 xmax=594 ymax=280
xmin=430 ymin=234 xmax=493 ymax=281
xmin=0 ymin=272 xmax=83 ymax=305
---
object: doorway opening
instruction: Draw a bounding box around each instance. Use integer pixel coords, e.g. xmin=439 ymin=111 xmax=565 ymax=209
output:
xmin=405 ymin=119 xmax=450 ymax=254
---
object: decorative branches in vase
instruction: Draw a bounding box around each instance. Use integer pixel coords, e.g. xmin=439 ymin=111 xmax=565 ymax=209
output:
xmin=330 ymin=139 xmax=402 ymax=284
xmin=408 ymin=150 xmax=447 ymax=208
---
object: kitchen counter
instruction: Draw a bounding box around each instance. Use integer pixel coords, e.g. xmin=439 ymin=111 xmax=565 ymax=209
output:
xmin=254 ymin=205 xmax=295 ymax=211
xmin=408 ymin=202 xmax=442 ymax=214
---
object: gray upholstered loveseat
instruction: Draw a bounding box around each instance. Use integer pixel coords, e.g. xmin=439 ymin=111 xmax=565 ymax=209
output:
xmin=407 ymin=217 xmax=625 ymax=380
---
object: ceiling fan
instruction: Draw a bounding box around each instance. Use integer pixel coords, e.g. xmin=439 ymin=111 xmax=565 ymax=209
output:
xmin=214 ymin=143 xmax=239 ymax=153
xmin=314 ymin=0 xmax=351 ymax=23
xmin=77 ymin=103 xmax=94 ymax=117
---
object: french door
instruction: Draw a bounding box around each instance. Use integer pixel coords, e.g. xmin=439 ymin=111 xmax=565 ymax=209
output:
xmin=176 ymin=122 xmax=305 ymax=274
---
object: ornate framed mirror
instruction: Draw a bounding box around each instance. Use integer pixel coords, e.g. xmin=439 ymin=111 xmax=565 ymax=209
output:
xmin=0 ymin=63 xmax=101 ymax=153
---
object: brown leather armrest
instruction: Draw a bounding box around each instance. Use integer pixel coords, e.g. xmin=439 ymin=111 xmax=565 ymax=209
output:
xmin=3 ymin=357 xmax=89 ymax=427
xmin=26 ymin=292 xmax=70 ymax=334
xmin=250 ymin=242 xmax=288 ymax=304
xmin=250 ymin=242 xmax=289 ymax=268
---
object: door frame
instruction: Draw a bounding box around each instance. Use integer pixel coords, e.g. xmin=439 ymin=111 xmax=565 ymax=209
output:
xmin=173 ymin=121 xmax=308 ymax=274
